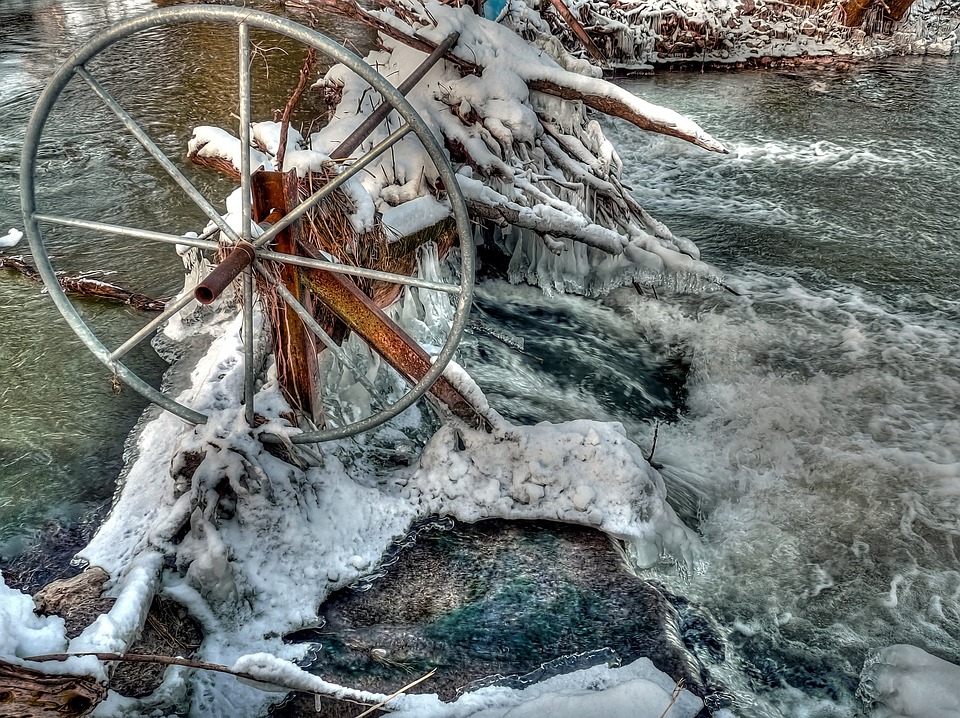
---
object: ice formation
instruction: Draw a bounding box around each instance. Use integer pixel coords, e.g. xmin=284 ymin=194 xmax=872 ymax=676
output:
xmin=858 ymin=644 xmax=960 ymax=717
xmin=0 ymin=227 xmax=23 ymax=248
xmin=525 ymin=0 xmax=959 ymax=66
xmin=54 ymin=262 xmax=704 ymax=716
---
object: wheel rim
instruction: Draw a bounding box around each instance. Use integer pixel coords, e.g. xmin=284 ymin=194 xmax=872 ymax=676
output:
xmin=19 ymin=5 xmax=475 ymax=443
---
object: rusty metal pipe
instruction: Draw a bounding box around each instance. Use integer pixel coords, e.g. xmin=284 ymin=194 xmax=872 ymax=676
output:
xmin=194 ymin=242 xmax=256 ymax=305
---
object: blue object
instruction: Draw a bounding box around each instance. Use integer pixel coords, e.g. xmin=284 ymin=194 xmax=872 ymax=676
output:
xmin=482 ymin=0 xmax=508 ymax=20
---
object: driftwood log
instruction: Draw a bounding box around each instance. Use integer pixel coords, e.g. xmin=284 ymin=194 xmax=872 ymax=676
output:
xmin=0 ymin=660 xmax=106 ymax=717
xmin=0 ymin=255 xmax=165 ymax=312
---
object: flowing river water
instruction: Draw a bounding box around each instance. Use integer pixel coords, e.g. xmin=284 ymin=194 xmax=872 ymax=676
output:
xmin=1 ymin=1 xmax=959 ymax=716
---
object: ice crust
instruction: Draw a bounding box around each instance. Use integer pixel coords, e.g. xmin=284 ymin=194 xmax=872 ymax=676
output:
xmin=0 ymin=227 xmax=23 ymax=247
xmin=859 ymin=645 xmax=960 ymax=718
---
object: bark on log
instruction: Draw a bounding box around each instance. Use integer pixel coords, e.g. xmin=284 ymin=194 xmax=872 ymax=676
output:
xmin=545 ymin=0 xmax=606 ymax=62
xmin=884 ymin=0 xmax=916 ymax=20
xmin=841 ymin=0 xmax=872 ymax=25
xmin=0 ymin=255 xmax=165 ymax=312
xmin=0 ymin=660 xmax=106 ymax=717
xmin=253 ymin=170 xmax=324 ymax=422
xmin=841 ymin=0 xmax=914 ymax=24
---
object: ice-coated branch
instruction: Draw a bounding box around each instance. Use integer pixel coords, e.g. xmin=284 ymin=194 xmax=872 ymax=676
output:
xmin=303 ymin=0 xmax=727 ymax=152
xmin=289 ymin=0 xmax=727 ymax=292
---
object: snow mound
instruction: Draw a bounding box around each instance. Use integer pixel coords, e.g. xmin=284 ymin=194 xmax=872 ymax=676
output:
xmin=858 ymin=644 xmax=960 ymax=718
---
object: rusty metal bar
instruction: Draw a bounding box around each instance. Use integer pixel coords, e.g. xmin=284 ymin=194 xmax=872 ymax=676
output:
xmin=300 ymin=267 xmax=485 ymax=427
xmin=252 ymin=170 xmax=323 ymax=420
xmin=258 ymin=263 xmax=383 ymax=408
xmin=252 ymin=124 xmax=411 ymax=250
xmin=192 ymin=32 xmax=458 ymax=306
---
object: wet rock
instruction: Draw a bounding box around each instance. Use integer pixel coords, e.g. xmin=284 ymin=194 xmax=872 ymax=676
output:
xmin=33 ymin=568 xmax=113 ymax=640
xmin=274 ymin=519 xmax=729 ymax=717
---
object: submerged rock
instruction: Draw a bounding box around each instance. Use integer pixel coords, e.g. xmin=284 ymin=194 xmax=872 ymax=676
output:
xmin=275 ymin=518 xmax=730 ymax=717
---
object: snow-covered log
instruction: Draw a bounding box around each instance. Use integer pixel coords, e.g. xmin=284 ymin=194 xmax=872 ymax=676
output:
xmin=288 ymin=0 xmax=727 ymax=295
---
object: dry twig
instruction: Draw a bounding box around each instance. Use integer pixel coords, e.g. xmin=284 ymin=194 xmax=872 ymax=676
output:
xmin=276 ymin=47 xmax=319 ymax=169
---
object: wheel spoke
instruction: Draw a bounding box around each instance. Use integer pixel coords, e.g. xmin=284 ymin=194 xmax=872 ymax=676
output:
xmin=254 ymin=124 xmax=413 ymax=249
xmin=76 ymin=66 xmax=243 ymax=246
xmin=238 ymin=22 xmax=253 ymax=244
xmin=33 ymin=213 xmax=221 ymax=251
xmin=109 ymin=291 xmax=196 ymax=362
xmin=256 ymin=263 xmax=383 ymax=409
xmin=258 ymin=248 xmax=460 ymax=295
xmin=243 ymin=266 xmax=256 ymax=426
xmin=237 ymin=23 xmax=257 ymax=427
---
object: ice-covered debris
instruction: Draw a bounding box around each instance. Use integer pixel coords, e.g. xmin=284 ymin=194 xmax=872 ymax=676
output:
xmin=69 ymin=552 xmax=165 ymax=665
xmin=410 ymin=367 xmax=701 ymax=568
xmin=386 ymin=658 xmax=703 ymax=717
xmin=858 ymin=644 xmax=960 ymax=718
xmin=280 ymin=148 xmax=328 ymax=175
xmin=0 ymin=227 xmax=23 ymax=248
xmin=187 ymin=126 xmax=274 ymax=174
xmin=384 ymin=1 xmax=724 ymax=151
xmin=303 ymin=0 xmax=725 ymax=294
xmin=382 ymin=194 xmax=451 ymax=240
xmin=530 ymin=0 xmax=959 ymax=66
xmin=232 ymin=652 xmax=428 ymax=707
xmin=252 ymin=121 xmax=303 ymax=158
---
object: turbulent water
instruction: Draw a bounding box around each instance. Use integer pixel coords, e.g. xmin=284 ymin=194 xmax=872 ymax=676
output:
xmin=464 ymin=58 xmax=960 ymax=716
xmin=1 ymin=2 xmax=959 ymax=716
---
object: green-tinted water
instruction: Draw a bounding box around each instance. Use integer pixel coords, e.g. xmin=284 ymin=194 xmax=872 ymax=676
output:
xmin=0 ymin=0 xmax=365 ymax=559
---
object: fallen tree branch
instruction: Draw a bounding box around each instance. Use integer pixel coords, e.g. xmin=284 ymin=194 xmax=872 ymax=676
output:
xmin=24 ymin=652 xmax=393 ymax=709
xmin=301 ymin=0 xmax=727 ymax=152
xmin=0 ymin=255 xmax=165 ymax=311
xmin=25 ymin=652 xmax=266 ymax=681
xmin=276 ymin=47 xmax=318 ymax=169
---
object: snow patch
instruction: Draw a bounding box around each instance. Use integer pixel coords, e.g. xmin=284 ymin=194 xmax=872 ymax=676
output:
xmin=1 ymin=227 xmax=23 ymax=248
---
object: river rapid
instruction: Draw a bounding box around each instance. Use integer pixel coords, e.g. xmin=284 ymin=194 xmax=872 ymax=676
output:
xmin=1 ymin=2 xmax=959 ymax=716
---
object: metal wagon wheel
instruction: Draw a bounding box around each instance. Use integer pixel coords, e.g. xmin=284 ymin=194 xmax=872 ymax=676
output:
xmin=19 ymin=5 xmax=475 ymax=444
